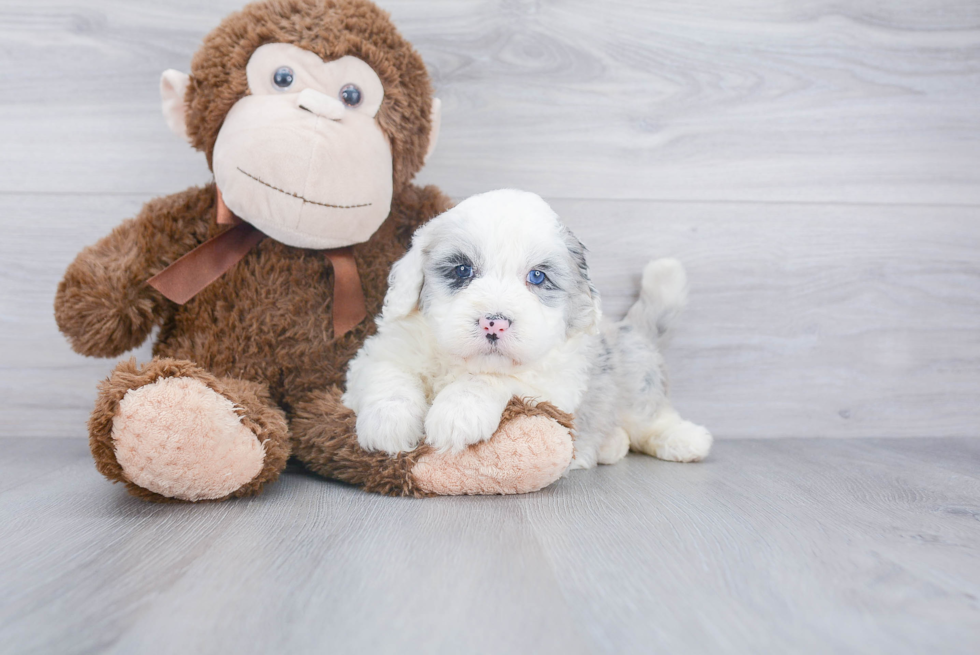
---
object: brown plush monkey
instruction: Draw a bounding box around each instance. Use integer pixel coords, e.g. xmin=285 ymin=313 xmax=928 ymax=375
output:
xmin=54 ymin=0 xmax=574 ymax=502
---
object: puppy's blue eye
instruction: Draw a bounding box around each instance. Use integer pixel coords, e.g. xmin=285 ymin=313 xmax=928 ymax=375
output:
xmin=527 ymin=270 xmax=546 ymax=285
xmin=455 ymin=264 xmax=473 ymax=279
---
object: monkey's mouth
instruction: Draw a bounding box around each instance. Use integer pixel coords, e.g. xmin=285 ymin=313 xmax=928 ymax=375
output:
xmin=236 ymin=167 xmax=371 ymax=209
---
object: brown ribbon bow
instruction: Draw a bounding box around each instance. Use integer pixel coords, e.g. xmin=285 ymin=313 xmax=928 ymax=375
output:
xmin=147 ymin=188 xmax=368 ymax=338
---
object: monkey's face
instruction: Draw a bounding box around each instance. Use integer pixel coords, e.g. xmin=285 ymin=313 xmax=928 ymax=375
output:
xmin=197 ymin=44 xmax=390 ymax=249
xmin=213 ymin=44 xmax=391 ymax=249
xmin=161 ymin=40 xmax=440 ymax=250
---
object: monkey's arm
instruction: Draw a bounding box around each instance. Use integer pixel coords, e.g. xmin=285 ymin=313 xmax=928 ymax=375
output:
xmin=391 ymin=184 xmax=453 ymax=249
xmin=54 ymin=185 xmax=215 ymax=358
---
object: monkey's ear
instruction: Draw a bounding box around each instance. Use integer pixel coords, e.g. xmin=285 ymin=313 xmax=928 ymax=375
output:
xmin=160 ymin=69 xmax=192 ymax=143
xmin=423 ymin=98 xmax=441 ymax=164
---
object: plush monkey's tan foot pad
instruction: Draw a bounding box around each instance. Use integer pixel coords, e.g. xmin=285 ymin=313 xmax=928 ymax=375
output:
xmin=111 ymin=377 xmax=265 ymax=501
xmin=411 ymin=415 xmax=573 ymax=495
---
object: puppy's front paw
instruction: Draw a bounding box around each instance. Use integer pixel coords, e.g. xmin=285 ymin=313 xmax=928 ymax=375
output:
xmin=356 ymin=396 xmax=426 ymax=455
xmin=424 ymin=393 xmax=503 ymax=453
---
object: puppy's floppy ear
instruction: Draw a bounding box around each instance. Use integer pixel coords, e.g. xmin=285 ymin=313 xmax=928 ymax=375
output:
xmin=382 ymin=223 xmax=433 ymax=321
xmin=562 ymin=227 xmax=602 ymax=334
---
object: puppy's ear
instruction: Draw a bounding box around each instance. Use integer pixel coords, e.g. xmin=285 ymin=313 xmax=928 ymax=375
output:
xmin=382 ymin=224 xmax=432 ymax=321
xmin=562 ymin=227 xmax=602 ymax=334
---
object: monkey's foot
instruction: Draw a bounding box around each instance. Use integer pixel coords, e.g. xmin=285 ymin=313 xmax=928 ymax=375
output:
xmin=90 ymin=358 xmax=289 ymax=502
xmin=411 ymin=400 xmax=574 ymax=495
xmin=290 ymin=392 xmax=573 ymax=496
xmin=112 ymin=376 xmax=265 ymax=501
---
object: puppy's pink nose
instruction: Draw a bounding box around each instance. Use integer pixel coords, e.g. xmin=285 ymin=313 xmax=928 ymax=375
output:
xmin=479 ymin=316 xmax=511 ymax=335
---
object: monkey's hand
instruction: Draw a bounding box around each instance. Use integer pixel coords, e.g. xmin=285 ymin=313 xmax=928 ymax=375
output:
xmin=54 ymin=185 xmax=213 ymax=358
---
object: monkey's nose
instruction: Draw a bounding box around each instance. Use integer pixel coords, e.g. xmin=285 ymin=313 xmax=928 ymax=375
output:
xmin=297 ymin=89 xmax=346 ymax=120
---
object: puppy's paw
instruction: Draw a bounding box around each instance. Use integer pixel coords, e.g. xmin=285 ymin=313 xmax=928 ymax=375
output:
xmin=648 ymin=420 xmax=713 ymax=463
xmin=356 ymin=396 xmax=426 ymax=455
xmin=597 ymin=427 xmax=631 ymax=465
xmin=424 ymin=392 xmax=503 ymax=453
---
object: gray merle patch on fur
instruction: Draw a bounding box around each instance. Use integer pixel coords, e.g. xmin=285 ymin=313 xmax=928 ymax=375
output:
xmin=441 ymin=253 xmax=476 ymax=292
xmin=597 ymin=336 xmax=614 ymax=374
xmin=559 ymin=226 xmax=600 ymax=331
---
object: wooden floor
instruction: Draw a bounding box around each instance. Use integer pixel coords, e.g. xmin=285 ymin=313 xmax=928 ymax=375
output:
xmin=1 ymin=437 xmax=978 ymax=654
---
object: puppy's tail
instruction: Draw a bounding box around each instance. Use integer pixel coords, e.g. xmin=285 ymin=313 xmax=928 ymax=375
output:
xmin=623 ymin=258 xmax=688 ymax=346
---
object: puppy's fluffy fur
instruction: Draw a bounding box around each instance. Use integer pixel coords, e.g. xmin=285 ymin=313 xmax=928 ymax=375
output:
xmin=344 ymin=190 xmax=712 ymax=468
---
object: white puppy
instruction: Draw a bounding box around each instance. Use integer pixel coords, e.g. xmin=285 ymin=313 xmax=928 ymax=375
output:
xmin=343 ymin=189 xmax=712 ymax=468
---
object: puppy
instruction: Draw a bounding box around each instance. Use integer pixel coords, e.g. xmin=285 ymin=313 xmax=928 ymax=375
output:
xmin=343 ymin=189 xmax=712 ymax=468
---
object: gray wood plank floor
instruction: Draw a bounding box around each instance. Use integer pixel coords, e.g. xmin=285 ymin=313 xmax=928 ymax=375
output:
xmin=1 ymin=437 xmax=978 ymax=654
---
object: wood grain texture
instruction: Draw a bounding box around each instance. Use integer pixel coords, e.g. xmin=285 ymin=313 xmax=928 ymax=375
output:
xmin=1 ymin=437 xmax=977 ymax=654
xmin=0 ymin=0 xmax=978 ymax=202
xmin=554 ymin=199 xmax=980 ymax=439
xmin=0 ymin=0 xmax=978 ymax=439
xmin=4 ymin=194 xmax=977 ymax=439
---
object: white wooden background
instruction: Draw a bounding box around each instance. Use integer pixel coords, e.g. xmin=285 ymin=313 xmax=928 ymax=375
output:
xmin=1 ymin=0 xmax=978 ymax=439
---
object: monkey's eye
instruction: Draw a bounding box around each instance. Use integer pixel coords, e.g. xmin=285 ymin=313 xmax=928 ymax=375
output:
xmin=273 ymin=66 xmax=294 ymax=89
xmin=527 ymin=270 xmax=546 ymax=286
xmin=454 ymin=264 xmax=474 ymax=279
xmin=339 ymin=84 xmax=363 ymax=107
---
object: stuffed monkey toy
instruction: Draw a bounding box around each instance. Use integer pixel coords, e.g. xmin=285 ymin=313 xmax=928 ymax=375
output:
xmin=54 ymin=0 xmax=574 ymax=502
